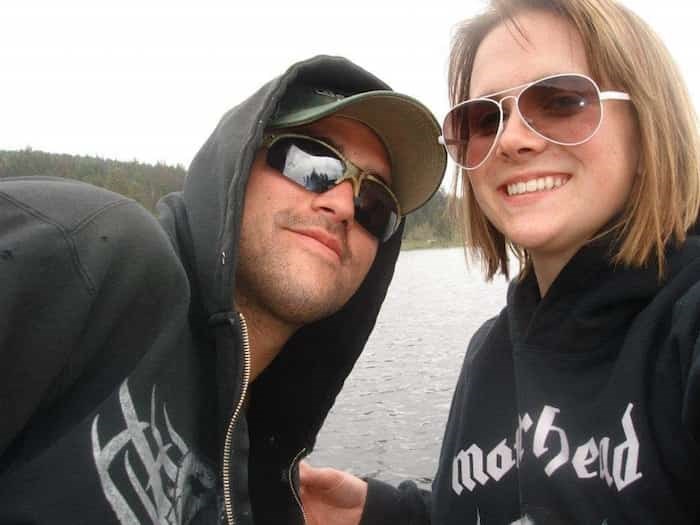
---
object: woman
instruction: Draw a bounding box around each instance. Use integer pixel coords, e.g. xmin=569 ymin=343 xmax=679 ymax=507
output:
xmin=300 ymin=0 xmax=700 ymax=523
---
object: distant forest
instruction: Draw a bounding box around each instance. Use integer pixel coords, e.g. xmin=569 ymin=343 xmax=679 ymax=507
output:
xmin=0 ymin=148 xmax=459 ymax=248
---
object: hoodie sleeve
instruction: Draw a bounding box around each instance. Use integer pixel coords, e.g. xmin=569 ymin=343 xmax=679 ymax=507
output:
xmin=359 ymin=478 xmax=431 ymax=525
xmin=0 ymin=177 xmax=187 ymax=459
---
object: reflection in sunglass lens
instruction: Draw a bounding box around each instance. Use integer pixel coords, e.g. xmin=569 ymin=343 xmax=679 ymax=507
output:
xmin=355 ymin=179 xmax=400 ymax=241
xmin=519 ymin=75 xmax=600 ymax=145
xmin=443 ymin=99 xmax=502 ymax=169
xmin=465 ymin=101 xmax=501 ymax=168
xmin=266 ymin=135 xmax=400 ymax=242
xmin=267 ymin=137 xmax=344 ymax=189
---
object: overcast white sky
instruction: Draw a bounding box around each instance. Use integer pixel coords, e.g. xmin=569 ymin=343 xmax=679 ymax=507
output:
xmin=2 ymin=1 xmax=698 ymax=169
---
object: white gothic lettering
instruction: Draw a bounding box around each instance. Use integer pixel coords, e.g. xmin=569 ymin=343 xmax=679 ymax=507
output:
xmin=452 ymin=403 xmax=642 ymax=494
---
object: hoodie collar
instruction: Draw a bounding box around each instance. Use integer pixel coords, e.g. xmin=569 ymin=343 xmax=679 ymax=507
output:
xmin=507 ymin=236 xmax=663 ymax=353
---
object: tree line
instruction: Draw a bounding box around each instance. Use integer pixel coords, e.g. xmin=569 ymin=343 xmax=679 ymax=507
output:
xmin=0 ymin=148 xmax=459 ymax=248
xmin=0 ymin=148 xmax=186 ymax=212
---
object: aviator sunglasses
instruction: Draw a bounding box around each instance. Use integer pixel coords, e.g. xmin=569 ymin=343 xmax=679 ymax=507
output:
xmin=264 ymin=133 xmax=401 ymax=242
xmin=438 ymin=73 xmax=631 ymax=170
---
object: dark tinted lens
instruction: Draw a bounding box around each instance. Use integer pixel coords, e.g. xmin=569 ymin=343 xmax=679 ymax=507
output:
xmin=442 ymin=99 xmax=501 ymax=169
xmin=355 ymin=179 xmax=400 ymax=241
xmin=519 ymin=75 xmax=601 ymax=144
xmin=266 ymin=136 xmax=345 ymax=191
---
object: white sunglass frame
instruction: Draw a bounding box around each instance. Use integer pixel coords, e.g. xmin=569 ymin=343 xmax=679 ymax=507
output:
xmin=437 ymin=72 xmax=631 ymax=170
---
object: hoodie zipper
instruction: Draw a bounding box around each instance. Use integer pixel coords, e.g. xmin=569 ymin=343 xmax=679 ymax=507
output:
xmin=223 ymin=312 xmax=251 ymax=525
xmin=289 ymin=448 xmax=308 ymax=524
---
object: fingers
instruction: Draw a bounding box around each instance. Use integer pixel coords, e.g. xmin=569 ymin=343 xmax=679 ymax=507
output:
xmin=299 ymin=462 xmax=367 ymax=525
xmin=299 ymin=461 xmax=345 ymax=492
xmin=299 ymin=461 xmax=368 ymax=511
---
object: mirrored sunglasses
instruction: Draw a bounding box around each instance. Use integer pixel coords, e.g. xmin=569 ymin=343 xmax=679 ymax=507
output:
xmin=264 ymin=133 xmax=401 ymax=242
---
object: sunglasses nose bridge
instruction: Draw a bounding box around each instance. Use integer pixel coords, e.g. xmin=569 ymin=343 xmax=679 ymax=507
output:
xmin=335 ymin=164 xmax=362 ymax=197
xmin=498 ymin=94 xmax=530 ymax=127
xmin=491 ymin=93 xmax=553 ymax=165
xmin=499 ymin=92 xmax=543 ymax=139
xmin=500 ymin=94 xmax=517 ymax=105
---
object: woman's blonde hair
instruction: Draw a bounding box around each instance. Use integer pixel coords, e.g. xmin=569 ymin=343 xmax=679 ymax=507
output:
xmin=449 ymin=0 xmax=700 ymax=279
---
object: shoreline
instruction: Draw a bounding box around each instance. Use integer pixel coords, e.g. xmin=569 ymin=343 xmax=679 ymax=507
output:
xmin=400 ymin=240 xmax=462 ymax=251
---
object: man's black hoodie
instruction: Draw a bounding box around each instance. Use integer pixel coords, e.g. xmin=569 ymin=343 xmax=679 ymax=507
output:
xmin=0 ymin=55 xmax=403 ymax=524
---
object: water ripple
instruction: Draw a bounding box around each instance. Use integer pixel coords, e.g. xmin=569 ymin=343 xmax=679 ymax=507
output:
xmin=309 ymin=247 xmax=508 ymax=488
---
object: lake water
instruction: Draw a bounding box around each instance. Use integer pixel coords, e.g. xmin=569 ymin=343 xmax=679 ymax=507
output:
xmin=308 ymin=247 xmax=510 ymax=489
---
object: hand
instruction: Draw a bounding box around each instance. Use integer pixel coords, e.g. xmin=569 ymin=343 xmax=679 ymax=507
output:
xmin=299 ymin=461 xmax=368 ymax=525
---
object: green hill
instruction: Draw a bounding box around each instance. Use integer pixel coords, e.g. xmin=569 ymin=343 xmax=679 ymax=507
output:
xmin=0 ymin=148 xmax=186 ymax=212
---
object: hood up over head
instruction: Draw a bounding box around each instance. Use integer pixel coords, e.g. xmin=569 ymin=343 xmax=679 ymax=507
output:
xmin=158 ymin=55 xmax=445 ymax=463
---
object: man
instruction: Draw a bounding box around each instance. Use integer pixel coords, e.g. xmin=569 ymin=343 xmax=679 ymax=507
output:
xmin=0 ymin=55 xmax=446 ymax=524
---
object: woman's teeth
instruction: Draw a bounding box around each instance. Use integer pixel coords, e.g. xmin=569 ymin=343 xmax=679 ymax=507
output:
xmin=507 ymin=176 xmax=567 ymax=196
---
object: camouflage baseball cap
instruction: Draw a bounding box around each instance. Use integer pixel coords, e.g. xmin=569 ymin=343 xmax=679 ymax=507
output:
xmin=269 ymin=84 xmax=447 ymax=215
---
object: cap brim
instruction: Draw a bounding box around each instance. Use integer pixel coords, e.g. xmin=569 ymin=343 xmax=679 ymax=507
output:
xmin=269 ymin=91 xmax=447 ymax=214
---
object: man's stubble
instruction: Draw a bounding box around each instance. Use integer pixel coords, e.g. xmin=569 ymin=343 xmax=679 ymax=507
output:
xmin=235 ymin=209 xmax=360 ymax=327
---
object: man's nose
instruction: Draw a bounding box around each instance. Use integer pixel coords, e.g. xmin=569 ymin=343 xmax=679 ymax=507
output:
xmin=310 ymin=180 xmax=356 ymax=225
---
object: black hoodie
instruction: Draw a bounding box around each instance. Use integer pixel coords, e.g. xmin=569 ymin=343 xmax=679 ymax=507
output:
xmin=0 ymin=55 xmax=403 ymax=525
xmin=362 ymin=232 xmax=700 ymax=525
